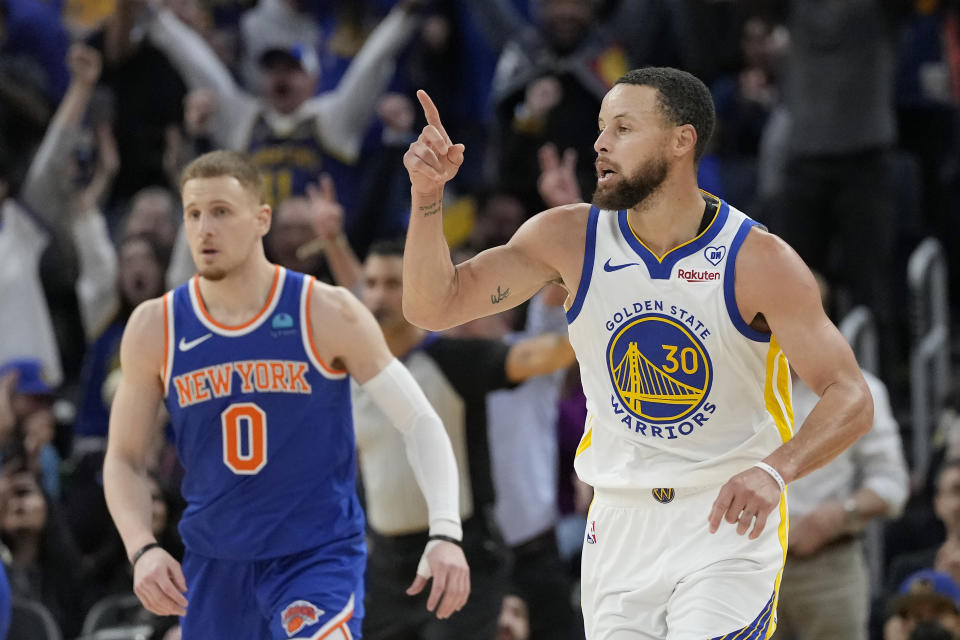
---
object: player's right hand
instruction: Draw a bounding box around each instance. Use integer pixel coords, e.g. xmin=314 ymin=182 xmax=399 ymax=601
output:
xmin=133 ymin=546 xmax=189 ymax=617
xmin=406 ymin=540 xmax=470 ymax=619
xmin=403 ymin=90 xmax=465 ymax=196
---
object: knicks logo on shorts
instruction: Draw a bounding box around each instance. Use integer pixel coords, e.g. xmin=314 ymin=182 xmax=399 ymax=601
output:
xmin=281 ymin=600 xmax=324 ymax=637
xmin=652 ymin=488 xmax=675 ymax=504
xmin=606 ymin=313 xmax=712 ymax=424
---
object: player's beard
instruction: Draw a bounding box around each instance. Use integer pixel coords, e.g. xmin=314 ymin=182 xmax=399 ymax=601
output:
xmin=198 ymin=265 xmax=227 ymax=281
xmin=592 ymin=152 xmax=669 ymax=211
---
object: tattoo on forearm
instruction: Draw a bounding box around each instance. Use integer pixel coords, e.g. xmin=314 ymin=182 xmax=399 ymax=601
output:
xmin=419 ymin=201 xmax=441 ymax=217
xmin=490 ymin=285 xmax=510 ymax=304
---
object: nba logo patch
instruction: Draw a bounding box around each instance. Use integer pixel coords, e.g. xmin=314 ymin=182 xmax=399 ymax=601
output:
xmin=281 ymin=600 xmax=324 ymax=637
xmin=586 ymin=520 xmax=598 ymax=544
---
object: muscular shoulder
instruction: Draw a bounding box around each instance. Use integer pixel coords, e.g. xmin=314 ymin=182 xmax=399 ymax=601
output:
xmin=306 ymin=279 xmax=392 ymax=381
xmin=307 ymin=280 xmax=364 ymax=328
xmin=515 ymin=203 xmax=591 ymax=243
xmin=735 ymin=226 xmax=821 ymax=319
xmin=121 ymin=296 xmax=167 ymax=375
xmin=510 ymin=203 xmax=592 ymax=275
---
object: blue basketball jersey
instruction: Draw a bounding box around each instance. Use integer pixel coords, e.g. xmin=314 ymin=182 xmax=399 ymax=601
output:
xmin=247 ymin=114 xmax=359 ymax=213
xmin=162 ymin=266 xmax=363 ymax=560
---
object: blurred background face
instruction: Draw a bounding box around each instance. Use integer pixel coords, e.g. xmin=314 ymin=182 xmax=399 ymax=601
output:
xmin=125 ymin=190 xmax=179 ymax=249
xmin=118 ymin=237 xmax=166 ymax=307
xmin=268 ymin=197 xmax=320 ymax=274
xmin=535 ymin=0 xmax=593 ymax=54
xmin=936 ymin=467 xmax=960 ymax=535
xmin=472 ymin=193 xmax=525 ymax=251
xmin=361 ymin=255 xmax=405 ymax=332
xmin=496 ymin=594 xmax=530 ymax=640
xmin=900 ymin=602 xmax=960 ymax=638
xmin=261 ymin=60 xmax=317 ymax=115
xmin=3 ymin=472 xmax=46 ymax=535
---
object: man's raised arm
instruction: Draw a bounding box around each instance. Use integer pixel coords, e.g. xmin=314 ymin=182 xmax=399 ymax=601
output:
xmin=402 ymin=91 xmax=560 ymax=330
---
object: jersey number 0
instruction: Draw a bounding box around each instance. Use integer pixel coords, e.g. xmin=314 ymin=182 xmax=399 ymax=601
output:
xmin=221 ymin=402 xmax=267 ymax=474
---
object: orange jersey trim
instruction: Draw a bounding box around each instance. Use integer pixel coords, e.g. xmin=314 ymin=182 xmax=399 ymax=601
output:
xmin=193 ymin=264 xmax=281 ymax=331
xmin=305 ymin=277 xmax=347 ymax=375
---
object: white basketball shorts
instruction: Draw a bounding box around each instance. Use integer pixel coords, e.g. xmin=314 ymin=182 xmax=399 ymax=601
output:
xmin=581 ymin=484 xmax=787 ymax=640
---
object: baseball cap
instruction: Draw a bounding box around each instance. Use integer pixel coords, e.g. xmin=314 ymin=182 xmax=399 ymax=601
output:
xmin=890 ymin=569 xmax=960 ymax=616
xmin=0 ymin=358 xmax=54 ymax=396
xmin=258 ymin=43 xmax=319 ymax=76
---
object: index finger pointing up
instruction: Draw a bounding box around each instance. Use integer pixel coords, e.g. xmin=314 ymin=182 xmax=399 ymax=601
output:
xmin=417 ymin=90 xmax=451 ymax=144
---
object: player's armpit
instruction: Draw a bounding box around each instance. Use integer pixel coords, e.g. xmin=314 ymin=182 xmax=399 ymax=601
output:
xmin=306 ymin=281 xmax=393 ymax=384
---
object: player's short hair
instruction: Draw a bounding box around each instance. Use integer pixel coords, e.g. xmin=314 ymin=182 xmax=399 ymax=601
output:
xmin=181 ymin=150 xmax=265 ymax=203
xmin=615 ymin=67 xmax=715 ymax=162
xmin=367 ymin=237 xmax=406 ymax=259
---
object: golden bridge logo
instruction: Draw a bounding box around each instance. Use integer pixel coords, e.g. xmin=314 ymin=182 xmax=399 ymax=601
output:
xmin=652 ymin=488 xmax=675 ymax=504
xmin=606 ymin=315 xmax=711 ymax=423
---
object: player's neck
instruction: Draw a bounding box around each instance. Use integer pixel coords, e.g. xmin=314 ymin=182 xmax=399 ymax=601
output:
xmin=625 ymin=177 xmax=706 ymax=259
xmin=383 ymin=323 xmax=427 ymax=358
xmin=196 ymin=254 xmax=277 ymax=327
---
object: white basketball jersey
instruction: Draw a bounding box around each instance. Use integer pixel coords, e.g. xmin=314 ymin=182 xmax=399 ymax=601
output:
xmin=567 ymin=193 xmax=794 ymax=489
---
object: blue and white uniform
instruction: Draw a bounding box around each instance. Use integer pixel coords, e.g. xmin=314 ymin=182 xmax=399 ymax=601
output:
xmin=566 ymin=194 xmax=792 ymax=640
xmin=161 ymin=266 xmax=364 ymax=639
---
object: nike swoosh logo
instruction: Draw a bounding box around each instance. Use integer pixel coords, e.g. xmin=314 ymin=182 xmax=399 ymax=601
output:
xmin=603 ymin=258 xmax=641 ymax=272
xmin=178 ymin=334 xmax=213 ymax=352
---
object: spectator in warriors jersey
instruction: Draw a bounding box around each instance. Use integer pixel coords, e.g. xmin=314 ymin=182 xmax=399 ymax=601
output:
xmin=141 ymin=0 xmax=424 ymax=213
xmin=103 ymin=150 xmax=468 ymax=640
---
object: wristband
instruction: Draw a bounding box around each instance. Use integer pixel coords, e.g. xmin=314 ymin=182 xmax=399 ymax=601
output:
xmin=130 ymin=542 xmax=161 ymax=567
xmin=428 ymin=534 xmax=462 ymax=546
xmin=752 ymin=461 xmax=785 ymax=493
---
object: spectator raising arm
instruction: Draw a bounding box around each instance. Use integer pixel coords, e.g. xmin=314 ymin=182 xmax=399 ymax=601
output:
xmin=312 ymin=1 xmax=423 ymax=163
xmin=20 ymin=43 xmax=103 ymax=233
xmin=144 ymin=2 xmax=258 ymax=151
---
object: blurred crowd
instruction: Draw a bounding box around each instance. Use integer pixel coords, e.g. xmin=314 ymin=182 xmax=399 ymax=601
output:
xmin=0 ymin=0 xmax=958 ymax=638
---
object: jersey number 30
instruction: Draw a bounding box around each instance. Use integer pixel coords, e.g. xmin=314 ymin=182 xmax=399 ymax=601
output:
xmin=221 ymin=402 xmax=267 ymax=474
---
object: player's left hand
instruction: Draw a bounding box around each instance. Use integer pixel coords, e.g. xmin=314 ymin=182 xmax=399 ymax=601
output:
xmin=708 ymin=466 xmax=783 ymax=539
xmin=406 ymin=540 xmax=470 ymax=619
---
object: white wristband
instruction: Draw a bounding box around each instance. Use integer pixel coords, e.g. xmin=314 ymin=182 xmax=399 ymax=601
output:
xmin=753 ymin=461 xmax=785 ymax=493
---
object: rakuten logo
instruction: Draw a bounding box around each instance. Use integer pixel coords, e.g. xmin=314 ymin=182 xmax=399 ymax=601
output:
xmin=677 ymin=268 xmax=720 ymax=282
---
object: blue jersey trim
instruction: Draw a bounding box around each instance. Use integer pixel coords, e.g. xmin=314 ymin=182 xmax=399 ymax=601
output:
xmin=709 ymin=591 xmax=775 ymax=639
xmin=565 ymin=206 xmax=600 ymax=324
xmin=617 ymin=197 xmax=729 ymax=280
xmin=723 ymin=219 xmax=770 ymax=342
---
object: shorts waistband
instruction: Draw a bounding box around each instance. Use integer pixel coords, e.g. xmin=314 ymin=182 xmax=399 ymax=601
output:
xmin=593 ymin=485 xmax=719 ymax=506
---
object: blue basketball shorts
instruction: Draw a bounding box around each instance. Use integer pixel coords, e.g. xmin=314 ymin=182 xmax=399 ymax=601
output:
xmin=180 ymin=533 xmax=366 ymax=639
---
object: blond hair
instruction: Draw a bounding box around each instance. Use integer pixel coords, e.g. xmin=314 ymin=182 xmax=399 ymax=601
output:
xmin=180 ymin=150 xmax=265 ymax=203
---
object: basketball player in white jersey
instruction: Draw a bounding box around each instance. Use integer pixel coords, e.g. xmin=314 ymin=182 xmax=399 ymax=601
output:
xmin=400 ymin=68 xmax=873 ymax=639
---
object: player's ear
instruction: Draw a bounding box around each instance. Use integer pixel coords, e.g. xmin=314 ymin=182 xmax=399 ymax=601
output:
xmin=673 ymin=124 xmax=697 ymax=160
xmin=257 ymin=204 xmax=272 ymax=236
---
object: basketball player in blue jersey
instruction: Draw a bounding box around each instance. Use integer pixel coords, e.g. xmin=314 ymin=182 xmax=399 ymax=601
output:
xmin=401 ymin=68 xmax=874 ymax=639
xmin=103 ymin=150 xmax=470 ymax=640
